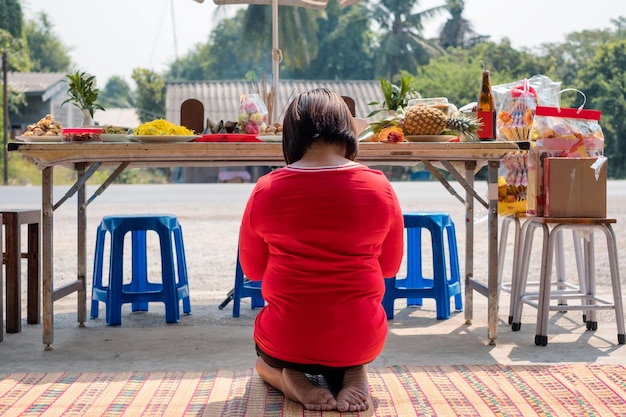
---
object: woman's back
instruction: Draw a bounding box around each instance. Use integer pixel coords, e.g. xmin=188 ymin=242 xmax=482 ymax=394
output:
xmin=240 ymin=164 xmax=404 ymax=366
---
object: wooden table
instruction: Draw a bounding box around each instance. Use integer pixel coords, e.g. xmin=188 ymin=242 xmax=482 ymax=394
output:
xmin=8 ymin=140 xmax=519 ymax=349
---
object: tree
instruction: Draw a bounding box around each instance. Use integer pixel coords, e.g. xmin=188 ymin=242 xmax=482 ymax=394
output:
xmin=1 ymin=29 xmax=27 ymax=127
xmin=22 ymin=12 xmax=71 ymax=73
xmin=132 ymin=68 xmax=165 ymax=122
xmin=467 ymin=40 xmax=553 ymax=82
xmin=368 ymin=0 xmax=447 ymax=79
xmin=0 ymin=0 xmax=22 ymax=38
xmin=535 ymin=29 xmax=616 ymax=88
xmin=285 ymin=1 xmax=375 ymax=80
xmin=577 ymin=40 xmax=626 ymax=178
xmin=411 ymin=50 xmax=485 ymax=108
xmin=100 ymin=76 xmax=134 ymax=108
xmin=241 ymin=4 xmax=322 ymax=72
xmin=438 ymin=0 xmax=485 ymax=49
xmin=166 ymin=9 xmax=264 ymax=81
xmin=409 ymin=41 xmax=557 ymax=110
xmin=0 ymin=0 xmax=29 ymax=71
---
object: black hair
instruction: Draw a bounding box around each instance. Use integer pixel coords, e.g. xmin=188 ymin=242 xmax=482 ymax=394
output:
xmin=282 ymin=88 xmax=358 ymax=164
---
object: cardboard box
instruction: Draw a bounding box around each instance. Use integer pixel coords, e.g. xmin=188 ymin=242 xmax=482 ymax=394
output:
xmin=543 ymin=157 xmax=607 ymax=218
xmin=526 ymin=141 xmax=604 ymax=216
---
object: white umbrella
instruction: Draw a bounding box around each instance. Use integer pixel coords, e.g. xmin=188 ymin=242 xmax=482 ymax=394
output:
xmin=213 ymin=0 xmax=363 ymax=117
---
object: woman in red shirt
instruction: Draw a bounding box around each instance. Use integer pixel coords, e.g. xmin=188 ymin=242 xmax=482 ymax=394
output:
xmin=239 ymin=88 xmax=404 ymax=412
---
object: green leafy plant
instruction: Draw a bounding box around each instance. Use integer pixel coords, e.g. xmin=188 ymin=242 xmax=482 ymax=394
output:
xmin=367 ymin=73 xmax=419 ymax=117
xmin=361 ymin=73 xmax=420 ymax=137
xmin=62 ymin=71 xmax=105 ymax=118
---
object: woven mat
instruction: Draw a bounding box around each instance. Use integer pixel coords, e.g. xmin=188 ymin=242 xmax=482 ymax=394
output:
xmin=1 ymin=364 xmax=625 ymax=416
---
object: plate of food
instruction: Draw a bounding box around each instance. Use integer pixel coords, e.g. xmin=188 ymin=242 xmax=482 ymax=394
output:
xmin=101 ymin=126 xmax=131 ymax=142
xmin=15 ymin=135 xmax=62 ymax=143
xmin=257 ymin=135 xmax=282 ymax=142
xmin=404 ymin=135 xmax=458 ymax=142
xmin=128 ymin=135 xmax=199 ymax=143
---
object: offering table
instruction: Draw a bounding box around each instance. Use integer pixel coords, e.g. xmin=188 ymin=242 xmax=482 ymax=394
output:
xmin=7 ymin=141 xmax=519 ymax=349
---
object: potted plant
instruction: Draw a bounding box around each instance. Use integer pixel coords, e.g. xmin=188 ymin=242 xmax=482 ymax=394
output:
xmin=62 ymin=71 xmax=105 ymax=126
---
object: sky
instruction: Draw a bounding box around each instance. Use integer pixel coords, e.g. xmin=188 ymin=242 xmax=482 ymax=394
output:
xmin=21 ymin=0 xmax=626 ymax=88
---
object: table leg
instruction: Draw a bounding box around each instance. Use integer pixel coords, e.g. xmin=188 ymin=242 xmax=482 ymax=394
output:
xmin=0 ymin=213 xmax=3 ymax=342
xmin=42 ymin=167 xmax=54 ymax=350
xmin=464 ymin=161 xmax=475 ymax=324
xmin=487 ymin=160 xmax=500 ymax=344
xmin=77 ymin=164 xmax=87 ymax=327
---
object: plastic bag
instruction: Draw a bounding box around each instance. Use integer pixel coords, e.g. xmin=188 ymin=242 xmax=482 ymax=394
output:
xmin=526 ymin=90 xmax=604 ymax=216
xmin=501 ymin=151 xmax=528 ymax=187
xmin=238 ymin=94 xmax=268 ymax=135
xmin=498 ymin=151 xmax=528 ymax=215
xmin=528 ymin=90 xmax=604 ymax=151
xmin=493 ymin=75 xmax=561 ymax=141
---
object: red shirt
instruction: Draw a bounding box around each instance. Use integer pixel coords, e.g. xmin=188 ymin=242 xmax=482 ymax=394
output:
xmin=239 ymin=163 xmax=404 ymax=367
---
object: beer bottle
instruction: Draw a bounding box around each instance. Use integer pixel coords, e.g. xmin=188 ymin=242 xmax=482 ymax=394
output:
xmin=477 ymin=69 xmax=496 ymax=140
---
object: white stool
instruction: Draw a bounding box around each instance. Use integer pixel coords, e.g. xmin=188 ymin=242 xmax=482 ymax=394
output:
xmin=511 ymin=217 xmax=625 ymax=346
xmin=502 ymin=215 xmax=586 ymax=328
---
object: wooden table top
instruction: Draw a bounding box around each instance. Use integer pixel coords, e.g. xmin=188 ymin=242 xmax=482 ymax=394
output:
xmin=8 ymin=141 xmax=520 ymax=168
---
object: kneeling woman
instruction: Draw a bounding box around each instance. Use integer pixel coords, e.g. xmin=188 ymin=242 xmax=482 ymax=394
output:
xmin=238 ymin=88 xmax=404 ymax=412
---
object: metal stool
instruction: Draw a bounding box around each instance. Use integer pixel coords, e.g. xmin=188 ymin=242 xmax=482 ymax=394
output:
xmin=383 ymin=212 xmax=462 ymax=320
xmin=1 ymin=209 xmax=41 ymax=334
xmin=511 ymin=217 xmax=625 ymax=346
xmin=500 ymin=213 xmax=589 ymax=330
xmin=90 ymin=214 xmax=191 ymax=326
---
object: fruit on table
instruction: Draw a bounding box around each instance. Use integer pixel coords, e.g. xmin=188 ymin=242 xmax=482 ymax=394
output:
xmin=402 ymin=106 xmax=482 ymax=141
xmin=22 ymin=114 xmax=63 ymax=136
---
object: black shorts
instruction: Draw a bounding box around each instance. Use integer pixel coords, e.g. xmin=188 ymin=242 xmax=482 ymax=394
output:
xmin=255 ymin=344 xmax=356 ymax=385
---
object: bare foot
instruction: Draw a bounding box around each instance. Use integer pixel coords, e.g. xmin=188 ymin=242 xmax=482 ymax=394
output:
xmin=282 ymin=368 xmax=338 ymax=411
xmin=336 ymin=365 xmax=370 ymax=413
xmin=255 ymin=358 xmax=337 ymax=411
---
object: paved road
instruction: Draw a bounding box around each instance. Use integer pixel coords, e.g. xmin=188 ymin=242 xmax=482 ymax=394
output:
xmin=1 ymin=181 xmax=625 ymax=372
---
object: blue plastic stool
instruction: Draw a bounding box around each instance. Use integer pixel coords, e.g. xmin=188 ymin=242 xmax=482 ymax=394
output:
xmin=232 ymin=248 xmax=264 ymax=318
xmin=90 ymin=214 xmax=191 ymax=326
xmin=383 ymin=212 xmax=462 ymax=320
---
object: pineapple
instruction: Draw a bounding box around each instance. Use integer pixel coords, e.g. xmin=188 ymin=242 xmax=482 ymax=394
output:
xmin=403 ymin=106 xmax=482 ymax=141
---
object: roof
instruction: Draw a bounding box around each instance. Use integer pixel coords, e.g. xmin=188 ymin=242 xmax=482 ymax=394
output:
xmin=165 ymin=80 xmax=382 ymax=126
xmin=7 ymin=72 xmax=68 ymax=101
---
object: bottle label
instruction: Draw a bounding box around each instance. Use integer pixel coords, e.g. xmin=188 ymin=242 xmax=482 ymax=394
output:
xmin=477 ymin=111 xmax=496 ymax=140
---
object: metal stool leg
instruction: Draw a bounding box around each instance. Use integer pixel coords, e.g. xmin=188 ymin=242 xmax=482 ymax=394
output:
xmin=534 ymin=223 xmax=552 ymax=346
xmin=498 ymin=215 xmax=524 ymax=325
xmin=497 ymin=216 xmax=511 ymax=291
xmin=581 ymin=231 xmax=597 ymax=330
xmin=603 ymin=224 xmax=625 ymax=344
xmin=511 ymin=220 xmax=538 ymax=331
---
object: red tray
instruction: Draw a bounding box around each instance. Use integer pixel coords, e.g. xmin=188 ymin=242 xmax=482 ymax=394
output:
xmin=194 ymin=134 xmax=261 ymax=142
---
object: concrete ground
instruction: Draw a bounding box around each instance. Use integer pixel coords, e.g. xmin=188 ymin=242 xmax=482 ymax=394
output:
xmin=1 ymin=180 xmax=625 ymax=373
